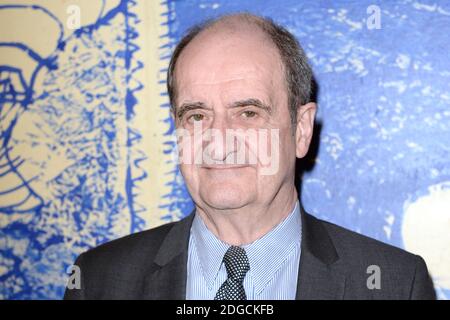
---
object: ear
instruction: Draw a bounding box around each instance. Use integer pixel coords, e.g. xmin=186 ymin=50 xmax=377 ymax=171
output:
xmin=295 ymin=102 xmax=317 ymax=158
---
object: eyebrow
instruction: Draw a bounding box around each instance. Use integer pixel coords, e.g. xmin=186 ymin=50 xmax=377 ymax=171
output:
xmin=176 ymin=101 xmax=212 ymax=119
xmin=228 ymin=98 xmax=272 ymax=115
xmin=176 ymin=98 xmax=272 ymax=119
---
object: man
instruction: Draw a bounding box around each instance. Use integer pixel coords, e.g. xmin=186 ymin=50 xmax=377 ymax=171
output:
xmin=64 ymin=13 xmax=435 ymax=300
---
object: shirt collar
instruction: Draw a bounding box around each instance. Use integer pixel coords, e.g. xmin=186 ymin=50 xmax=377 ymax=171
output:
xmin=191 ymin=212 xmax=230 ymax=289
xmin=191 ymin=201 xmax=302 ymax=293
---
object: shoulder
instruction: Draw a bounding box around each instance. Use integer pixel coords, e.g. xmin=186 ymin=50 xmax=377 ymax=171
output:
xmin=76 ymin=217 xmax=186 ymax=275
xmin=76 ymin=219 xmax=180 ymax=281
xmin=312 ymin=215 xmax=435 ymax=299
xmin=64 ymin=218 xmax=187 ymax=299
xmin=318 ymin=216 xmax=416 ymax=264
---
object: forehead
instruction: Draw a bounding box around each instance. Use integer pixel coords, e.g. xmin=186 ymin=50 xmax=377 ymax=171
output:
xmin=174 ymin=26 xmax=286 ymax=103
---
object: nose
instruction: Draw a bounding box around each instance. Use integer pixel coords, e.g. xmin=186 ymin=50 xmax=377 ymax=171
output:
xmin=204 ymin=115 xmax=237 ymax=163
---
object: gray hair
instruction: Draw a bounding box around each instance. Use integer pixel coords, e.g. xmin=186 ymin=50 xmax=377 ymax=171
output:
xmin=167 ymin=13 xmax=313 ymax=125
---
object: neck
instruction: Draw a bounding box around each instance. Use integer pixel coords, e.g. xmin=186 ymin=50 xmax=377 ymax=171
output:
xmin=195 ymin=185 xmax=298 ymax=246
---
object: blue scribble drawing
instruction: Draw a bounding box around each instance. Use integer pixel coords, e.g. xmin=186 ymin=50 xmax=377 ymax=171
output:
xmin=0 ymin=4 xmax=63 ymax=214
xmin=0 ymin=0 xmax=146 ymax=299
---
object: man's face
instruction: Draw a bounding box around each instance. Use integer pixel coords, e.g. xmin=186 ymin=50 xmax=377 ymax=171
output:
xmin=173 ymin=26 xmax=314 ymax=211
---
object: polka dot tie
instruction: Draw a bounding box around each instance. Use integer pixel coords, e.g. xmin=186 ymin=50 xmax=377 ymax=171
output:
xmin=214 ymin=246 xmax=250 ymax=300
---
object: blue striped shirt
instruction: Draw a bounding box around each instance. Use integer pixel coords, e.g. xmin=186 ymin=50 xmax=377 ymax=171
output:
xmin=186 ymin=201 xmax=302 ymax=300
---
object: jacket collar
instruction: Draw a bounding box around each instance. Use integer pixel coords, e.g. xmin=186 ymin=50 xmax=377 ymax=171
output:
xmin=296 ymin=204 xmax=345 ymax=299
xmin=142 ymin=213 xmax=194 ymax=299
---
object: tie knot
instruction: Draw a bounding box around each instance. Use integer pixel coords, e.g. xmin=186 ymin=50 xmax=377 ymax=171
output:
xmin=223 ymin=246 xmax=250 ymax=282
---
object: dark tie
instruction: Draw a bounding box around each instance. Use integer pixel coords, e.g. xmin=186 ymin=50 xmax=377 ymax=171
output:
xmin=214 ymin=246 xmax=250 ymax=300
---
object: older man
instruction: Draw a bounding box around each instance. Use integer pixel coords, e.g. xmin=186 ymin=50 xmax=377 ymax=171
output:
xmin=64 ymin=13 xmax=435 ymax=300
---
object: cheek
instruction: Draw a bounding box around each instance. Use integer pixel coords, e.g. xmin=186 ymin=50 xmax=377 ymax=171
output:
xmin=180 ymin=164 xmax=199 ymax=192
xmin=246 ymin=126 xmax=294 ymax=175
xmin=280 ymin=128 xmax=297 ymax=167
xmin=259 ymin=128 xmax=295 ymax=177
xmin=176 ymin=128 xmax=204 ymax=165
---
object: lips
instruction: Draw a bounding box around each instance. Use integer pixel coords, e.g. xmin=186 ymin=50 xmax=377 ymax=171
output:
xmin=201 ymin=164 xmax=250 ymax=170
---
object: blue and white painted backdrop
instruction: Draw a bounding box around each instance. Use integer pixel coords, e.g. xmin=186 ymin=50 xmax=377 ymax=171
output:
xmin=0 ymin=0 xmax=449 ymax=299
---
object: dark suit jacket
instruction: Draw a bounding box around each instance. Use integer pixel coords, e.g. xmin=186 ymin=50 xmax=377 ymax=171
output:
xmin=64 ymin=208 xmax=436 ymax=300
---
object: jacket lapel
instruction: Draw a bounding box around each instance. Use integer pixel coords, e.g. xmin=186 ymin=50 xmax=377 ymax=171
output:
xmin=296 ymin=207 xmax=346 ymax=299
xmin=142 ymin=213 xmax=194 ymax=300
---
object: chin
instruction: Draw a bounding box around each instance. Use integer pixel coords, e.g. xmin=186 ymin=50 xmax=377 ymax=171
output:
xmin=200 ymin=185 xmax=251 ymax=210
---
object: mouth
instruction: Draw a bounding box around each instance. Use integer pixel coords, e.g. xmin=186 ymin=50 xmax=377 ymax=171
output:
xmin=200 ymin=164 xmax=250 ymax=170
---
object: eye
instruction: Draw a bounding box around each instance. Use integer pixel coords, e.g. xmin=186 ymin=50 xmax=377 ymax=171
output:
xmin=188 ymin=113 xmax=205 ymax=122
xmin=241 ymin=110 xmax=257 ymax=118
